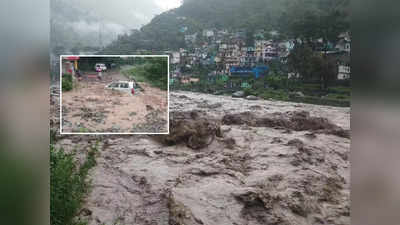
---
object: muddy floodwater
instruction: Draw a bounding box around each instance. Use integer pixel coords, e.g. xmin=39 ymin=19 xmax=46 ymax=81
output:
xmin=51 ymin=89 xmax=350 ymax=225
xmin=61 ymin=73 xmax=168 ymax=133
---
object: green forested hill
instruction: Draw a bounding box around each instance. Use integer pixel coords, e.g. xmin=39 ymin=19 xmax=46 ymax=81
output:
xmin=175 ymin=0 xmax=285 ymax=30
xmin=102 ymin=0 xmax=349 ymax=54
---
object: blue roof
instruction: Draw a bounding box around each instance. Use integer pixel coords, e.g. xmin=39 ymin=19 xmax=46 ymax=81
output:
xmin=230 ymin=66 xmax=269 ymax=78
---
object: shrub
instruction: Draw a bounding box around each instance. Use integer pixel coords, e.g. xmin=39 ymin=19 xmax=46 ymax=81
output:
xmin=62 ymin=75 xmax=73 ymax=92
xmin=258 ymin=89 xmax=290 ymax=101
xmin=123 ymin=59 xmax=168 ymax=90
xmin=265 ymin=74 xmax=288 ymax=90
xmin=50 ymin=144 xmax=97 ymax=225
xmin=243 ymin=87 xmax=257 ymax=96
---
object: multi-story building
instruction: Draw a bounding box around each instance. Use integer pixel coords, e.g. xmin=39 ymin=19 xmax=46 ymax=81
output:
xmin=263 ymin=43 xmax=278 ymax=61
xmin=338 ymin=64 xmax=351 ymax=80
xmin=239 ymin=47 xmax=256 ymax=67
xmin=255 ymin=40 xmax=279 ymax=62
xmin=255 ymin=40 xmax=268 ymax=62
xmin=224 ymin=43 xmax=241 ymax=71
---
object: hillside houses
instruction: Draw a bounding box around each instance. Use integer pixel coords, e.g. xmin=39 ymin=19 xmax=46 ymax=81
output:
xmin=167 ymin=29 xmax=350 ymax=81
xmin=202 ymin=29 xmax=215 ymax=38
xmin=336 ymin=32 xmax=351 ymax=53
xmin=184 ymin=33 xmax=198 ymax=43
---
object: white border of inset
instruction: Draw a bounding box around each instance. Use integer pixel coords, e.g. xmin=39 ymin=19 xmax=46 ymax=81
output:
xmin=60 ymin=55 xmax=170 ymax=135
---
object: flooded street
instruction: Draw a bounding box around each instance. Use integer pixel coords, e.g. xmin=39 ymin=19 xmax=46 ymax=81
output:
xmin=61 ymin=71 xmax=168 ymax=133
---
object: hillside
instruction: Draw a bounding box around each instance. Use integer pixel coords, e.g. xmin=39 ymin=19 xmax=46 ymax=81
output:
xmin=102 ymin=0 xmax=287 ymax=53
xmin=102 ymin=0 xmax=349 ymax=54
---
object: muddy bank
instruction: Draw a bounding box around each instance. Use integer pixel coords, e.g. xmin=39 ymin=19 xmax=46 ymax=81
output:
xmin=51 ymin=89 xmax=350 ymax=225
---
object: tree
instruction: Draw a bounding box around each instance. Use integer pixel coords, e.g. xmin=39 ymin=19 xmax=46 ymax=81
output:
xmin=287 ymin=43 xmax=314 ymax=81
xmin=310 ymin=54 xmax=337 ymax=89
xmin=279 ymin=0 xmax=349 ymax=44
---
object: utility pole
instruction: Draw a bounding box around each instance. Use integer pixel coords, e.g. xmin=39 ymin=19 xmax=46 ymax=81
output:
xmin=99 ymin=22 xmax=103 ymax=49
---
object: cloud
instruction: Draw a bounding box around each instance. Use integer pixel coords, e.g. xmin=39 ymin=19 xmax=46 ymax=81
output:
xmin=154 ymin=0 xmax=182 ymax=11
xmin=67 ymin=0 xmax=180 ymax=29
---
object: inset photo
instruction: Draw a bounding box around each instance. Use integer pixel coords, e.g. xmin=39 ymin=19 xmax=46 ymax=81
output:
xmin=60 ymin=55 xmax=169 ymax=134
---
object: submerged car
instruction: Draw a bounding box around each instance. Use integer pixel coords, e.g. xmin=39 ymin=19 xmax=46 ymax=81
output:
xmin=105 ymin=80 xmax=140 ymax=95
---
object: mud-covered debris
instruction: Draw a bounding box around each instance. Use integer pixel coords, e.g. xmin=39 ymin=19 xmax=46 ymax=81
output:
xmin=222 ymin=111 xmax=350 ymax=138
xmin=287 ymin=139 xmax=305 ymax=149
xmin=221 ymin=111 xmax=254 ymax=125
xmin=157 ymin=111 xmax=221 ymax=150
xmin=197 ymin=102 xmax=222 ymax=109
xmin=322 ymin=127 xmax=350 ymax=139
xmin=249 ymin=105 xmax=263 ymax=110
xmin=233 ymin=188 xmax=283 ymax=224
xmin=233 ymin=173 xmax=348 ymax=224
xmin=86 ymin=96 xmax=101 ymax=102
xmin=188 ymin=167 xmax=220 ymax=177
xmin=221 ymin=137 xmax=236 ymax=149
xmin=220 ymin=153 xmax=251 ymax=174
xmin=168 ymin=191 xmax=198 ymax=225
xmin=146 ymin=105 xmax=154 ymax=111
xmin=132 ymin=110 xmax=168 ymax=133
xmin=271 ymin=137 xmax=283 ymax=144
xmin=178 ymin=95 xmax=190 ymax=99
xmin=304 ymin=132 xmax=317 ymax=139
xmin=289 ymin=111 xmax=336 ymax=131
xmin=291 ymin=144 xmax=326 ymax=166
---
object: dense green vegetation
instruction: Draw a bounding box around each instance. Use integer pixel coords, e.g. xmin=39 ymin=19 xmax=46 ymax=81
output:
xmin=171 ymin=75 xmax=350 ymax=107
xmin=50 ymin=143 xmax=98 ymax=225
xmin=62 ymin=75 xmax=73 ymax=92
xmin=123 ymin=57 xmax=169 ymax=90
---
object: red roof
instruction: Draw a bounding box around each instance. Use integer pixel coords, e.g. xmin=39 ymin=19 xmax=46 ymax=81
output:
xmin=65 ymin=56 xmax=80 ymax=60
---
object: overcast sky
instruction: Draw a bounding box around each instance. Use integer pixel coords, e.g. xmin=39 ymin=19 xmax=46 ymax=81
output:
xmin=69 ymin=0 xmax=182 ymax=30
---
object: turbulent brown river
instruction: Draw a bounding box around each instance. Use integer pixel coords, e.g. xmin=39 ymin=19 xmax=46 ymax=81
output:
xmin=51 ymin=90 xmax=350 ymax=225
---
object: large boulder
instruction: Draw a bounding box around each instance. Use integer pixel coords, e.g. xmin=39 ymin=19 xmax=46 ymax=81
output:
xmin=232 ymin=91 xmax=245 ymax=98
xmin=246 ymin=95 xmax=259 ymax=100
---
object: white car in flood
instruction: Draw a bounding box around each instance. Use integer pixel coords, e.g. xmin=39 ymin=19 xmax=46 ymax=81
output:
xmin=105 ymin=80 xmax=139 ymax=95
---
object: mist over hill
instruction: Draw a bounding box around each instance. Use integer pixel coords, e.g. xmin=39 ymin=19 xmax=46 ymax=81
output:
xmin=50 ymin=0 xmax=129 ymax=53
xmin=50 ymin=0 xmax=176 ymax=53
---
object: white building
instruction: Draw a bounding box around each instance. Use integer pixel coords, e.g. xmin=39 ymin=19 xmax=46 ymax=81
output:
xmin=288 ymin=72 xmax=300 ymax=79
xmin=171 ymin=52 xmax=180 ymax=64
xmin=219 ymin=43 xmax=228 ymax=50
xmin=336 ymin=32 xmax=351 ymax=53
xmin=184 ymin=33 xmax=198 ymax=43
xmin=203 ymin=29 xmax=215 ymax=37
xmin=338 ymin=65 xmax=351 ymax=80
